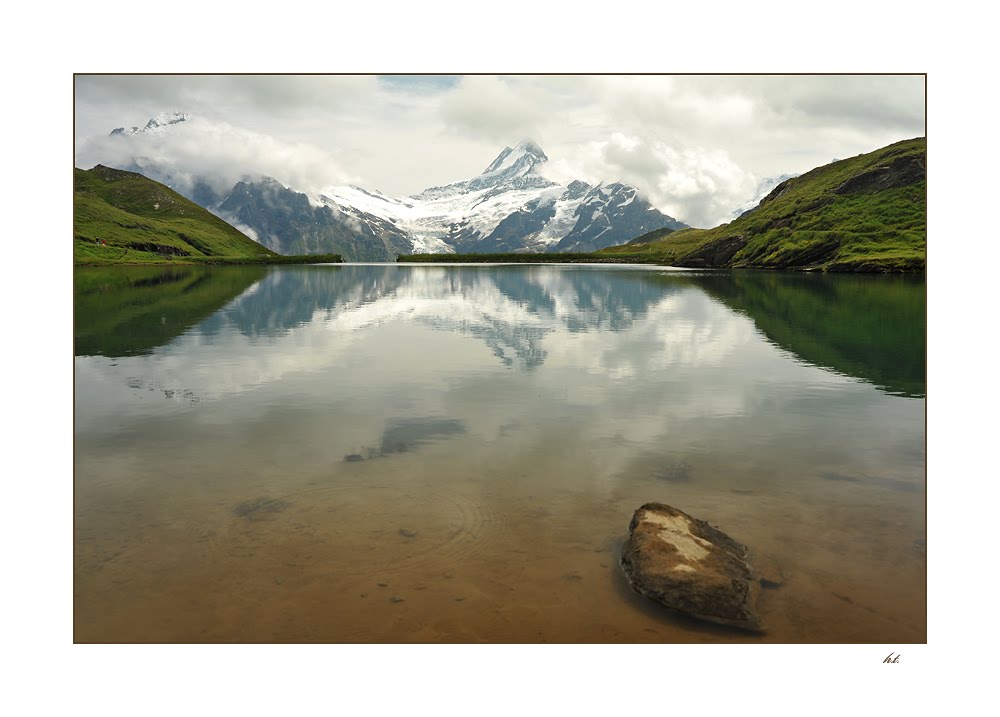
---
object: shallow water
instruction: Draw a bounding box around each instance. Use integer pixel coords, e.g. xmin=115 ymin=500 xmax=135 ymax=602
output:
xmin=74 ymin=264 xmax=925 ymax=642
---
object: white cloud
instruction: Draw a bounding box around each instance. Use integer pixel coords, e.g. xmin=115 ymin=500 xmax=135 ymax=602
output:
xmin=438 ymin=75 xmax=545 ymax=143
xmin=76 ymin=116 xmax=359 ymax=198
xmin=600 ymin=136 xmax=757 ymax=228
xmin=74 ymin=74 xmax=925 ymax=228
xmin=539 ymin=133 xmax=756 ymax=227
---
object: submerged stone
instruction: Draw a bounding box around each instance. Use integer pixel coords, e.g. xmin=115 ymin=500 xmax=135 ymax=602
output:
xmin=232 ymin=497 xmax=290 ymax=520
xmin=754 ymin=552 xmax=785 ymax=589
xmin=620 ymin=502 xmax=763 ymax=632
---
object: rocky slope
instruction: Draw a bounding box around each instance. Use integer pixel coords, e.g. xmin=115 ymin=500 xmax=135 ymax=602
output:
xmin=217 ymin=178 xmax=412 ymax=261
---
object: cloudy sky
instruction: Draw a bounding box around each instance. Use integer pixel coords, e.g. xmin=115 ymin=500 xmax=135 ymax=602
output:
xmin=74 ymin=74 xmax=924 ymax=228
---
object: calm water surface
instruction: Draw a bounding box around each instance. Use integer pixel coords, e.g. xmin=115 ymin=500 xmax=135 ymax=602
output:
xmin=74 ymin=264 xmax=925 ymax=642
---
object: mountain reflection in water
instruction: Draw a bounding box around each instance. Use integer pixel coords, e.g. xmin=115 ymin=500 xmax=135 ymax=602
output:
xmin=74 ymin=264 xmax=924 ymax=398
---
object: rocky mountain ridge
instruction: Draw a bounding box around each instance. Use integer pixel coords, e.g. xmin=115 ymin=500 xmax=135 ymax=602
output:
xmin=102 ymin=118 xmax=689 ymax=260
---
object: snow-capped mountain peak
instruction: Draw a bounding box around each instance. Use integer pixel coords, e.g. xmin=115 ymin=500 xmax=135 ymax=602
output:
xmin=145 ymin=112 xmax=190 ymax=131
xmin=110 ymin=112 xmax=190 ymax=137
xmin=306 ymin=141 xmax=686 ymax=256
xmin=99 ymin=116 xmax=688 ymax=260
xmin=412 ymin=138 xmax=556 ymax=202
xmin=482 ymin=139 xmax=548 ymax=175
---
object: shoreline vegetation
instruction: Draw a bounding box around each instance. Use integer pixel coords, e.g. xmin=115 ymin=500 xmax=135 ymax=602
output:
xmin=78 ymin=249 xmax=921 ymax=270
xmin=396 ymin=253 xmax=657 ymax=264
xmin=74 ymin=252 xmax=342 ymax=267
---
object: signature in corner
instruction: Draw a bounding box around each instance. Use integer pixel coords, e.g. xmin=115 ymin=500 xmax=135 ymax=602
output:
xmin=883 ymin=652 xmax=901 ymax=663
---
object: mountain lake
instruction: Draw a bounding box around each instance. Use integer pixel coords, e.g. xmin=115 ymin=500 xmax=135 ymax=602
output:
xmin=74 ymin=263 xmax=925 ymax=643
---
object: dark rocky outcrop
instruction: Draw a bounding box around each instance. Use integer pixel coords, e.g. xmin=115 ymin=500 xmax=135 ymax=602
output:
xmin=125 ymin=241 xmax=191 ymax=256
xmin=675 ymin=234 xmax=748 ymax=268
xmin=834 ymin=154 xmax=925 ymax=195
xmin=760 ymin=234 xmax=842 ymax=268
xmin=825 ymin=255 xmax=925 ymax=273
xmin=620 ymin=502 xmax=763 ymax=631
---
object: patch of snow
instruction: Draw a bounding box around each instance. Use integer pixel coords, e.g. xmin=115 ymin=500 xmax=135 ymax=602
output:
xmin=410 ymin=234 xmax=454 ymax=254
xmin=590 ymin=225 xmax=612 ymax=241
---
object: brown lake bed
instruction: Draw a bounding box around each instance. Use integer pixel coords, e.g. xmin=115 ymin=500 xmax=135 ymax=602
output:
xmin=74 ymin=264 xmax=925 ymax=643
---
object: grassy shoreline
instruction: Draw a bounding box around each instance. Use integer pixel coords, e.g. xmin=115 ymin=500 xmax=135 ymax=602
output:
xmin=74 ymin=253 xmax=342 ymax=267
xmin=76 ymin=252 xmax=923 ymax=272
xmin=397 ymin=253 xmax=657 ymax=264
xmin=395 ymin=253 xmax=925 ymax=272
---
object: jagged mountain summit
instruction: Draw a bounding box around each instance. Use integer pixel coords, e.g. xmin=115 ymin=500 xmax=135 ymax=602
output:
xmin=102 ymin=116 xmax=688 ymax=260
xmin=314 ymin=139 xmax=688 ymax=256
xmin=416 ymin=139 xmax=553 ymax=200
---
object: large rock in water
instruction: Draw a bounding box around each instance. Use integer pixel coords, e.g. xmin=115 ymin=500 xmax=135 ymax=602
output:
xmin=620 ymin=502 xmax=763 ymax=631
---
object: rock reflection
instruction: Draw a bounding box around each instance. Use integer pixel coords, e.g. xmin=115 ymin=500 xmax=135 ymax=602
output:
xmin=379 ymin=418 xmax=466 ymax=455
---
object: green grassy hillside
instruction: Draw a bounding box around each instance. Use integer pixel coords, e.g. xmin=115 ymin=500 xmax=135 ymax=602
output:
xmin=74 ymin=165 xmax=278 ymax=264
xmin=602 ymin=138 xmax=926 ymax=272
